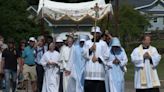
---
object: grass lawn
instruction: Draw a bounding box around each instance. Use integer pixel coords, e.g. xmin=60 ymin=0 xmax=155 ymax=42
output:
xmin=151 ymin=39 xmax=164 ymax=48
xmin=125 ymin=56 xmax=164 ymax=81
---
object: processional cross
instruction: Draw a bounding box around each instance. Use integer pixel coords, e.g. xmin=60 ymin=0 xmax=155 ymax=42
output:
xmin=91 ymin=3 xmax=102 ymax=43
xmin=91 ymin=3 xmax=102 ymax=62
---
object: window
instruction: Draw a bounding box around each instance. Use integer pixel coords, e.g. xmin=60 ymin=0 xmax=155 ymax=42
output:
xmin=153 ymin=17 xmax=157 ymax=22
xmin=163 ymin=17 xmax=164 ymax=24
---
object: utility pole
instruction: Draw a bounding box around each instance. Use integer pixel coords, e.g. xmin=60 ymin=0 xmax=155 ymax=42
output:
xmin=40 ymin=16 xmax=45 ymax=35
xmin=115 ymin=0 xmax=119 ymax=37
xmin=40 ymin=0 xmax=45 ymax=35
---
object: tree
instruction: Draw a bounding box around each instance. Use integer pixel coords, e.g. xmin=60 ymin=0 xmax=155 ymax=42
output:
xmin=26 ymin=0 xmax=39 ymax=5
xmin=99 ymin=4 xmax=150 ymax=47
xmin=0 ymin=0 xmax=41 ymax=43
xmin=119 ymin=5 xmax=149 ymax=41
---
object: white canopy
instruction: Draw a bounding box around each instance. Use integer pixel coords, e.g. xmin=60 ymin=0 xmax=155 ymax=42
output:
xmin=37 ymin=0 xmax=113 ymax=22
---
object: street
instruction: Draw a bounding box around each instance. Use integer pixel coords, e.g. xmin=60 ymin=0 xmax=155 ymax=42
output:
xmin=0 ymin=81 xmax=164 ymax=92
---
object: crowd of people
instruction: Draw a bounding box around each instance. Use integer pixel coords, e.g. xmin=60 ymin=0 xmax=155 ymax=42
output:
xmin=0 ymin=26 xmax=162 ymax=92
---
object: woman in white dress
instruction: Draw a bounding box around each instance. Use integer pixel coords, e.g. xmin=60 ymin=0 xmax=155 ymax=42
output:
xmin=40 ymin=42 xmax=60 ymax=92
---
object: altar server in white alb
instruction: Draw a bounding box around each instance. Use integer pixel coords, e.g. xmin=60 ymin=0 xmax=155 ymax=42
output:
xmin=83 ymin=26 xmax=109 ymax=92
xmin=60 ymin=36 xmax=74 ymax=92
xmin=131 ymin=35 xmax=161 ymax=92
xmin=105 ymin=37 xmax=128 ymax=92
xmin=40 ymin=42 xmax=60 ymax=92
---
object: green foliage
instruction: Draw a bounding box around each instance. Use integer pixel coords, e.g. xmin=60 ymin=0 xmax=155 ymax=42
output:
xmin=0 ymin=0 xmax=40 ymax=43
xmin=119 ymin=5 xmax=149 ymax=41
xmin=100 ymin=4 xmax=150 ymax=47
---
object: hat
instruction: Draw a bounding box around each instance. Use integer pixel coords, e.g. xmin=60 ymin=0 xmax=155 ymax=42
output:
xmin=62 ymin=36 xmax=67 ymax=41
xmin=80 ymin=38 xmax=86 ymax=42
xmin=29 ymin=37 xmax=36 ymax=42
xmin=91 ymin=26 xmax=101 ymax=33
xmin=66 ymin=32 xmax=74 ymax=38
xmin=56 ymin=37 xmax=63 ymax=43
xmin=79 ymin=35 xmax=88 ymax=42
xmin=111 ymin=37 xmax=121 ymax=47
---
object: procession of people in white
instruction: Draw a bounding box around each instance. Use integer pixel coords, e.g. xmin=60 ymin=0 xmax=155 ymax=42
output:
xmin=39 ymin=26 xmax=161 ymax=92
xmin=0 ymin=26 xmax=162 ymax=92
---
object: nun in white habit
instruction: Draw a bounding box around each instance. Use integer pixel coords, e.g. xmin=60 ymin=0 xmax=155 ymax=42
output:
xmin=40 ymin=42 xmax=60 ymax=92
xmin=105 ymin=37 xmax=128 ymax=92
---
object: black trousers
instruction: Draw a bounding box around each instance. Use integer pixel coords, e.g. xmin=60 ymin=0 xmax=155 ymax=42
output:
xmin=36 ymin=64 xmax=44 ymax=92
xmin=136 ymin=88 xmax=160 ymax=92
xmin=84 ymin=80 xmax=106 ymax=92
xmin=59 ymin=72 xmax=63 ymax=92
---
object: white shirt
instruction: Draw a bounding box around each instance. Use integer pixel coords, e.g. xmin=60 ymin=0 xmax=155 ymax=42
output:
xmin=60 ymin=45 xmax=72 ymax=70
xmin=40 ymin=50 xmax=60 ymax=67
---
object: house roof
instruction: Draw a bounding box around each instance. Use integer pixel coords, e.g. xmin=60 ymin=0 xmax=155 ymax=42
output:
xmin=135 ymin=0 xmax=164 ymax=10
xmin=112 ymin=0 xmax=155 ymax=8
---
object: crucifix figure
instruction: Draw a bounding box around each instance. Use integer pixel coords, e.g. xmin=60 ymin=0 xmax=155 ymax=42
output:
xmin=91 ymin=3 xmax=102 ymax=44
xmin=91 ymin=3 xmax=102 ymax=18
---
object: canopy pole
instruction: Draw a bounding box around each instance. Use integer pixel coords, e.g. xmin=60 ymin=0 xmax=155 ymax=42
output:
xmin=40 ymin=0 xmax=45 ymax=35
xmin=91 ymin=3 xmax=102 ymax=58
xmin=76 ymin=23 xmax=79 ymax=31
xmin=115 ymin=0 xmax=119 ymax=37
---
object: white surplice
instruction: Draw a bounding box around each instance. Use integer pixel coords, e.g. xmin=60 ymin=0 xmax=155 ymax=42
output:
xmin=131 ymin=45 xmax=161 ymax=89
xmin=40 ymin=51 xmax=60 ymax=92
xmin=59 ymin=45 xmax=72 ymax=92
xmin=83 ymin=40 xmax=109 ymax=81
xmin=105 ymin=47 xmax=128 ymax=92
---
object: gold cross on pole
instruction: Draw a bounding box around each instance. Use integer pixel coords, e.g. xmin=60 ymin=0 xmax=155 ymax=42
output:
xmin=90 ymin=3 xmax=102 ymax=59
xmin=91 ymin=3 xmax=102 ymax=19
xmin=91 ymin=3 xmax=102 ymax=43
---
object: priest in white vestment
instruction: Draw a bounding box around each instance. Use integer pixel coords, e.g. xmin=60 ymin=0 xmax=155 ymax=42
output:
xmin=40 ymin=42 xmax=60 ymax=92
xmin=83 ymin=26 xmax=109 ymax=92
xmin=105 ymin=37 xmax=128 ymax=92
xmin=131 ymin=35 xmax=161 ymax=92
xmin=60 ymin=36 xmax=74 ymax=92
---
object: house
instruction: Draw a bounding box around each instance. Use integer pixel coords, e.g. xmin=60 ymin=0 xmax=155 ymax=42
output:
xmin=112 ymin=0 xmax=164 ymax=32
xmin=135 ymin=0 xmax=164 ymax=31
